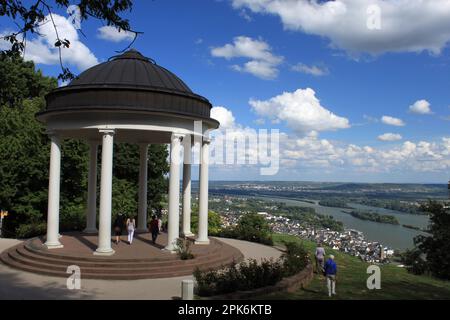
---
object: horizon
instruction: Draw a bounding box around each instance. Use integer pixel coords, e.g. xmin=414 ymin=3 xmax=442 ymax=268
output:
xmin=202 ymin=179 xmax=449 ymax=186
xmin=1 ymin=0 xmax=449 ymax=182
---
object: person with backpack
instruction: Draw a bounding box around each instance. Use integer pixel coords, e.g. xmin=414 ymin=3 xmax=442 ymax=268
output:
xmin=324 ymin=254 xmax=338 ymax=297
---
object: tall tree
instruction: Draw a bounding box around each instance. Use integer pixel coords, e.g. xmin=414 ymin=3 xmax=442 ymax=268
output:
xmin=414 ymin=201 xmax=450 ymax=280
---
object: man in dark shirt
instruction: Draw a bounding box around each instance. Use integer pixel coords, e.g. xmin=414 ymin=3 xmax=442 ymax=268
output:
xmin=113 ymin=213 xmax=125 ymax=244
xmin=149 ymin=215 xmax=159 ymax=244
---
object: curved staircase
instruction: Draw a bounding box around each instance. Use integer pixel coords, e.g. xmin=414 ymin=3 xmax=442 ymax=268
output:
xmin=0 ymin=235 xmax=244 ymax=280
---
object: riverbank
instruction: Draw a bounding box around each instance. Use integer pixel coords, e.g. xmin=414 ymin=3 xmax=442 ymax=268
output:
xmin=251 ymin=195 xmax=429 ymax=250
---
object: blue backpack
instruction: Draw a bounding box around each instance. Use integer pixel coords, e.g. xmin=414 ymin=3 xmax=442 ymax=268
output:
xmin=324 ymin=259 xmax=337 ymax=275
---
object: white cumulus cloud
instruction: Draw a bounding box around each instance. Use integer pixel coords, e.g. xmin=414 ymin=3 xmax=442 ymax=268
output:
xmin=409 ymin=99 xmax=433 ymax=114
xmin=211 ymin=36 xmax=283 ymax=79
xmin=378 ymin=133 xmax=402 ymax=141
xmin=291 ymin=63 xmax=329 ymax=76
xmin=97 ymin=26 xmax=135 ymax=43
xmin=0 ymin=14 xmax=98 ymax=71
xmin=249 ymin=88 xmax=350 ymax=133
xmin=381 ymin=115 xmax=405 ymax=127
xmin=211 ymin=106 xmax=236 ymax=129
xmin=231 ymin=0 xmax=450 ymax=56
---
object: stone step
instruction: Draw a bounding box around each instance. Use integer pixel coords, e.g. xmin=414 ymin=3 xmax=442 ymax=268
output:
xmin=24 ymin=240 xmax=223 ymax=263
xmin=0 ymin=250 xmax=238 ymax=280
xmin=9 ymin=249 xmax=236 ymax=274
xmin=18 ymin=245 xmax=226 ymax=268
xmin=0 ymin=235 xmax=245 ymax=280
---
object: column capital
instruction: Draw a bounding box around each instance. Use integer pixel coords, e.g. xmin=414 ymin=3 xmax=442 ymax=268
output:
xmin=99 ymin=129 xmax=115 ymax=135
xmin=171 ymin=132 xmax=185 ymax=141
xmin=46 ymin=130 xmax=60 ymax=139
xmin=202 ymin=137 xmax=211 ymax=145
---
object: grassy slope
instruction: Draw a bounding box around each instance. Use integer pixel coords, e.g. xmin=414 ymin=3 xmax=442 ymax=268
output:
xmin=257 ymin=234 xmax=450 ymax=300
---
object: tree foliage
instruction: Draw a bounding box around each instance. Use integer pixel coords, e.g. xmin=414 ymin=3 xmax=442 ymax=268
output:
xmin=412 ymin=201 xmax=450 ymax=280
xmin=191 ymin=207 xmax=223 ymax=236
xmin=220 ymin=212 xmax=273 ymax=245
xmin=1 ymin=0 xmax=136 ymax=80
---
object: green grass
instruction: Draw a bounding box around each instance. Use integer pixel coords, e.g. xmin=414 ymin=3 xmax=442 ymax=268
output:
xmin=257 ymin=233 xmax=450 ymax=300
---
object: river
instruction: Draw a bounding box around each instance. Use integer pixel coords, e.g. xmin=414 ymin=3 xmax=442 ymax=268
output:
xmin=255 ymin=196 xmax=430 ymax=250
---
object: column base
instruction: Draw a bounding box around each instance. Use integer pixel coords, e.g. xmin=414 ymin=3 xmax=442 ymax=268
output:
xmin=94 ymin=248 xmax=115 ymax=256
xmin=45 ymin=242 xmax=64 ymax=249
xmin=83 ymin=228 xmax=98 ymax=234
xmin=163 ymin=243 xmax=179 ymax=253
xmin=194 ymin=238 xmax=210 ymax=245
xmin=181 ymin=231 xmax=195 ymax=238
xmin=162 ymin=247 xmax=178 ymax=253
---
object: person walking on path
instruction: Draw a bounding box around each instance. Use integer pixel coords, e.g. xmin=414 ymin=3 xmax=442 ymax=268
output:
xmin=113 ymin=213 xmax=125 ymax=245
xmin=126 ymin=215 xmax=136 ymax=245
xmin=324 ymin=254 xmax=338 ymax=297
xmin=149 ymin=215 xmax=159 ymax=244
xmin=315 ymin=243 xmax=326 ymax=274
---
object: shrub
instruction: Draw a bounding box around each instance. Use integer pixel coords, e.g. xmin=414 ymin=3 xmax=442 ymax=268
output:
xmin=194 ymin=241 xmax=310 ymax=296
xmin=281 ymin=241 xmax=310 ymax=276
xmin=176 ymin=238 xmax=194 ymax=260
xmin=60 ymin=203 xmax=85 ymax=232
xmin=218 ymin=213 xmax=273 ymax=245
xmin=401 ymin=248 xmax=428 ymax=275
xmin=193 ymin=258 xmax=284 ymax=297
xmin=15 ymin=222 xmax=47 ymax=239
xmin=191 ymin=210 xmax=223 ymax=236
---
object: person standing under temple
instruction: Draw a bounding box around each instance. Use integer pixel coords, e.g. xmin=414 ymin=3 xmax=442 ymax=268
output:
xmin=149 ymin=215 xmax=159 ymax=244
xmin=126 ymin=215 xmax=136 ymax=245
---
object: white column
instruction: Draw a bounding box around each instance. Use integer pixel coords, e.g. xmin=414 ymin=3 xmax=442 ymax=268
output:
xmin=84 ymin=141 xmax=98 ymax=234
xmin=165 ymin=133 xmax=183 ymax=251
xmin=137 ymin=143 xmax=149 ymax=232
xmin=95 ymin=130 xmax=115 ymax=256
xmin=45 ymin=133 xmax=63 ymax=249
xmin=195 ymin=137 xmax=210 ymax=245
xmin=182 ymin=135 xmax=194 ymax=237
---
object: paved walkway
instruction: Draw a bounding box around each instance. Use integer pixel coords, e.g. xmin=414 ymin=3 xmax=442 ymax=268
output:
xmin=0 ymin=237 xmax=281 ymax=300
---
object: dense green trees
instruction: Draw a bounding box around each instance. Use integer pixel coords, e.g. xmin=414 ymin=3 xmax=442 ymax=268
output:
xmin=0 ymin=55 xmax=168 ymax=238
xmin=401 ymin=201 xmax=450 ymax=280
xmin=346 ymin=210 xmax=399 ymax=225
xmin=112 ymin=143 xmax=169 ymax=220
xmin=220 ymin=213 xmax=273 ymax=245
xmin=413 ymin=202 xmax=450 ymax=280
xmin=191 ymin=209 xmax=223 ymax=235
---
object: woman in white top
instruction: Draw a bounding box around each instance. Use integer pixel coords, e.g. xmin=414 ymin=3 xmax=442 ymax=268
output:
xmin=126 ymin=216 xmax=136 ymax=245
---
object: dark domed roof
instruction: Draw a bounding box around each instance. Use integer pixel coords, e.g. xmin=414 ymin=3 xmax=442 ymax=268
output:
xmin=69 ymin=49 xmax=193 ymax=94
xmin=39 ymin=49 xmax=218 ymax=126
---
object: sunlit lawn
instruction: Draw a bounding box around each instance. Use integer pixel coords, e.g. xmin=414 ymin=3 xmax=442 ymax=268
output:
xmin=256 ymin=234 xmax=450 ymax=300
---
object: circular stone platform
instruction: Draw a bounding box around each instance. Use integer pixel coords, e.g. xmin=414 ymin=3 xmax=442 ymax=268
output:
xmin=0 ymin=232 xmax=244 ymax=280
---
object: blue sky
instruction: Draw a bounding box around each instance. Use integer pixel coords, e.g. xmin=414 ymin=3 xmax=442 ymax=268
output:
xmin=1 ymin=0 xmax=450 ymax=183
